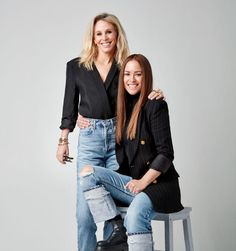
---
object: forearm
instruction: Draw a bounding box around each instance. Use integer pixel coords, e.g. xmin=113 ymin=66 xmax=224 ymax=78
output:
xmin=140 ymin=169 xmax=161 ymax=187
xmin=60 ymin=129 xmax=70 ymax=139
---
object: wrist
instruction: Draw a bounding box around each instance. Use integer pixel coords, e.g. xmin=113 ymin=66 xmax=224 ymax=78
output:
xmin=58 ymin=137 xmax=69 ymax=146
xmin=140 ymin=178 xmax=149 ymax=188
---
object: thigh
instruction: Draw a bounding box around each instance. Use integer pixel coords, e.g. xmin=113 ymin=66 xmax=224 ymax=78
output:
xmin=92 ymin=166 xmax=134 ymax=205
xmin=77 ymin=127 xmax=105 ymax=169
xmin=105 ymin=126 xmax=119 ymax=171
xmin=127 ymin=192 xmax=156 ymax=216
xmin=105 ymin=145 xmax=119 ymax=171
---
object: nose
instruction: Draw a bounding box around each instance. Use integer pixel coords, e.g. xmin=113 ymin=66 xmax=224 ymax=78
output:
xmin=102 ymin=33 xmax=108 ymax=41
xmin=130 ymin=74 xmax=136 ymax=82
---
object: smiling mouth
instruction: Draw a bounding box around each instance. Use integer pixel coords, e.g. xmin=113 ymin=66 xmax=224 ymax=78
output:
xmin=101 ymin=42 xmax=112 ymax=46
xmin=127 ymin=83 xmax=140 ymax=89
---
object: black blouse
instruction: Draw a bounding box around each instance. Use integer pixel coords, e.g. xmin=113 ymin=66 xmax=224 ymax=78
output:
xmin=60 ymin=58 xmax=119 ymax=132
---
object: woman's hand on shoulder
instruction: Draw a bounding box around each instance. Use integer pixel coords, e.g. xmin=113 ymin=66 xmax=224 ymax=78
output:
xmin=77 ymin=113 xmax=90 ymax=129
xmin=148 ymin=88 xmax=165 ymax=100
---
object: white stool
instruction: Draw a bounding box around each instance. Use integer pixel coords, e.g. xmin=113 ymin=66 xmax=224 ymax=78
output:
xmin=118 ymin=206 xmax=194 ymax=251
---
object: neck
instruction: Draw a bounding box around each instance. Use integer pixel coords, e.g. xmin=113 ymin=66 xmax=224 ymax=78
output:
xmin=96 ymin=52 xmax=114 ymax=65
xmin=126 ymin=92 xmax=140 ymax=109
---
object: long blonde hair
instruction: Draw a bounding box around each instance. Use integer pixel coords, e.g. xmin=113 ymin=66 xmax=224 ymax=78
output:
xmin=116 ymin=54 xmax=153 ymax=144
xmin=79 ymin=13 xmax=129 ymax=70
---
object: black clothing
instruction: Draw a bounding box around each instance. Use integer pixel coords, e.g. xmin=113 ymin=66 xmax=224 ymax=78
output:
xmin=122 ymin=93 xmax=140 ymax=161
xmin=95 ymin=219 xmax=128 ymax=251
xmin=116 ymin=99 xmax=183 ymax=213
xmin=60 ymin=58 xmax=119 ymax=132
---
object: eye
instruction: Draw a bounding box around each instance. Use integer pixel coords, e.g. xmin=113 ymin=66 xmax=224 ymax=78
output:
xmin=96 ymin=32 xmax=102 ymax=36
xmin=106 ymin=30 xmax=112 ymax=34
xmin=124 ymin=72 xmax=130 ymax=76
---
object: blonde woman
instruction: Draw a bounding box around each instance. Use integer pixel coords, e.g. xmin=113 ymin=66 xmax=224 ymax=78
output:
xmin=56 ymin=13 xmax=163 ymax=251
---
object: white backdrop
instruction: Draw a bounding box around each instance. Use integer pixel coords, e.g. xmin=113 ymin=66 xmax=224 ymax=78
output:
xmin=1 ymin=0 xmax=236 ymax=250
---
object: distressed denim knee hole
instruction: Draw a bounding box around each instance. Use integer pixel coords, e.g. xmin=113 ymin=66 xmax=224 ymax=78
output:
xmin=79 ymin=165 xmax=94 ymax=177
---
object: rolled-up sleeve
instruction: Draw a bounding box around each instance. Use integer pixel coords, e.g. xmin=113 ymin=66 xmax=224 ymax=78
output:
xmin=148 ymin=101 xmax=174 ymax=174
xmin=59 ymin=61 xmax=79 ymax=132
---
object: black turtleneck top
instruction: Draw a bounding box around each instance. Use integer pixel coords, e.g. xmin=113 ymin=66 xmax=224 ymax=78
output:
xmin=122 ymin=93 xmax=140 ymax=174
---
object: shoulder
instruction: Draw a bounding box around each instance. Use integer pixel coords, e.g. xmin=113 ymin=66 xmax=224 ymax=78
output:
xmin=67 ymin=57 xmax=80 ymax=65
xmin=66 ymin=57 xmax=83 ymax=69
xmin=67 ymin=57 xmax=80 ymax=66
xmin=144 ymin=99 xmax=168 ymax=114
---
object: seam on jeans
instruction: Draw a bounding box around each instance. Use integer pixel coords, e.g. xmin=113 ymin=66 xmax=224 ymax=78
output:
xmin=128 ymin=231 xmax=152 ymax=236
xmin=83 ymin=185 xmax=102 ymax=192
xmin=144 ymin=207 xmax=152 ymax=231
xmin=101 ymin=180 xmax=134 ymax=199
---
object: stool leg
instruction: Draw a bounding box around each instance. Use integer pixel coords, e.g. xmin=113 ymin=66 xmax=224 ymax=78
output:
xmin=183 ymin=216 xmax=194 ymax=251
xmin=164 ymin=219 xmax=173 ymax=251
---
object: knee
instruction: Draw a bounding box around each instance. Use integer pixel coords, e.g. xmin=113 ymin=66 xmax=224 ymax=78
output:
xmin=79 ymin=165 xmax=95 ymax=190
xmin=79 ymin=165 xmax=94 ymax=177
xmin=124 ymin=207 xmax=151 ymax=234
xmin=124 ymin=208 xmax=141 ymax=230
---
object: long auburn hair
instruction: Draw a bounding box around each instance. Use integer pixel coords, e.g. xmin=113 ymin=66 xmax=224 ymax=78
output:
xmin=116 ymin=54 xmax=153 ymax=144
xmin=79 ymin=13 xmax=129 ymax=70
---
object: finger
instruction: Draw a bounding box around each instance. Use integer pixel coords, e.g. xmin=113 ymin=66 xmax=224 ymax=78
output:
xmin=57 ymin=152 xmax=67 ymax=164
xmin=134 ymin=189 xmax=140 ymax=194
xmin=57 ymin=156 xmax=66 ymax=164
xmin=82 ymin=121 xmax=90 ymax=127
xmin=124 ymin=182 xmax=129 ymax=189
xmin=148 ymin=89 xmax=160 ymax=100
xmin=155 ymin=91 xmax=163 ymax=100
xmin=125 ymin=180 xmax=131 ymax=187
xmin=78 ymin=120 xmax=90 ymax=129
xmin=126 ymin=180 xmax=134 ymax=187
xmin=148 ymin=92 xmax=155 ymax=100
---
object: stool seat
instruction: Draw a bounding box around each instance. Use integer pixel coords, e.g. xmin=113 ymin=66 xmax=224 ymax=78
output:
xmin=118 ymin=206 xmax=194 ymax=251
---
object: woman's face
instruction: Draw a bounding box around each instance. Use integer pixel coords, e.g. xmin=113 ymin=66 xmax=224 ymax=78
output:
xmin=124 ymin=60 xmax=143 ymax=95
xmin=94 ymin=20 xmax=117 ymax=55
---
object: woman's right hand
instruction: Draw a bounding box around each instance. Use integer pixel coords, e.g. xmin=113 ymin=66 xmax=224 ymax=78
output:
xmin=56 ymin=144 xmax=69 ymax=164
xmin=77 ymin=113 xmax=90 ymax=128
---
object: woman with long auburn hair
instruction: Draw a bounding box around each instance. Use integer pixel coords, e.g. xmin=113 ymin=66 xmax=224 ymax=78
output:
xmin=79 ymin=54 xmax=183 ymax=251
xmin=56 ymin=13 xmax=164 ymax=251
xmin=116 ymin=54 xmax=153 ymax=143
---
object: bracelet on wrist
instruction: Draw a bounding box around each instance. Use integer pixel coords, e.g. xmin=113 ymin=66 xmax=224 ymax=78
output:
xmin=58 ymin=142 xmax=69 ymax=146
xmin=58 ymin=137 xmax=69 ymax=146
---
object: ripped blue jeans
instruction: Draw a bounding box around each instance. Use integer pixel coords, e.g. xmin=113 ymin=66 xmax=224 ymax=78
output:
xmin=76 ymin=118 xmax=119 ymax=251
xmin=79 ymin=166 xmax=157 ymax=251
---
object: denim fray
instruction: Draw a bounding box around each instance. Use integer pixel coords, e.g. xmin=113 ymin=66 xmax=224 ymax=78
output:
xmin=128 ymin=233 xmax=154 ymax=251
xmin=83 ymin=185 xmax=118 ymax=223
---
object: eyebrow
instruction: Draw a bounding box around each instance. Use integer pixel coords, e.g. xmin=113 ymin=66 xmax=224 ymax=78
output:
xmin=124 ymin=71 xmax=142 ymax=73
xmin=95 ymin=28 xmax=114 ymax=33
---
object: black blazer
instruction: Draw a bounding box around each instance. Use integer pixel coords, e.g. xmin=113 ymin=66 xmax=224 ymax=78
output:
xmin=115 ymin=99 xmax=184 ymax=213
xmin=116 ymin=99 xmax=179 ymax=182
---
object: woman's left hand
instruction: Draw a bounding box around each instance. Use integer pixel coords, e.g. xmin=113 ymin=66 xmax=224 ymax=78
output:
xmin=148 ymin=88 xmax=165 ymax=100
xmin=125 ymin=179 xmax=147 ymax=194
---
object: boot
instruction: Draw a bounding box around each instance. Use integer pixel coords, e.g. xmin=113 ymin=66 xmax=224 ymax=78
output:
xmin=95 ymin=218 xmax=128 ymax=251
